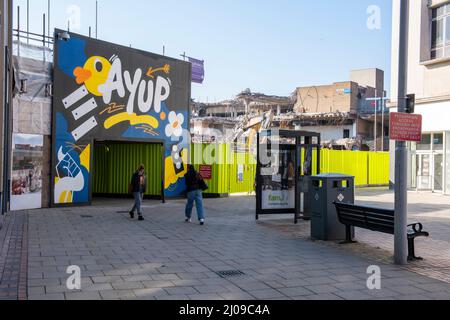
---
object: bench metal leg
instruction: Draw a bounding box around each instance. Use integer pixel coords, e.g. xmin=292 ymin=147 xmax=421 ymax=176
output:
xmin=340 ymin=226 xmax=357 ymax=245
xmin=408 ymin=238 xmax=423 ymax=261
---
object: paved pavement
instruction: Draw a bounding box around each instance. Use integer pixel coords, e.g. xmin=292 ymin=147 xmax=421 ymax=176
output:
xmin=1 ymin=189 xmax=450 ymax=300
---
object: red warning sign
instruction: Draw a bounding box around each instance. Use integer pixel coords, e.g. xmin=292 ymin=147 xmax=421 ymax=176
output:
xmin=390 ymin=112 xmax=423 ymax=142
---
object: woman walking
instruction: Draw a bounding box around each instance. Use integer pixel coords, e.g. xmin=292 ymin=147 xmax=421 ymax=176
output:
xmin=129 ymin=164 xmax=146 ymax=221
xmin=185 ymin=165 xmax=206 ymax=225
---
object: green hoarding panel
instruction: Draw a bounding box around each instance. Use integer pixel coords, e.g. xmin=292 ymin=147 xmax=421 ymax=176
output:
xmin=93 ymin=143 xmax=162 ymax=196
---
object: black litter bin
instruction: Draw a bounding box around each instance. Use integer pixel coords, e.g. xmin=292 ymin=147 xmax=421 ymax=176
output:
xmin=310 ymin=174 xmax=355 ymax=241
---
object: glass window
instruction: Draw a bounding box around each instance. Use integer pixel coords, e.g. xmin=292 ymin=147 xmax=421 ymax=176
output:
xmin=431 ymin=5 xmax=450 ymax=58
xmin=446 ymin=16 xmax=450 ymax=44
xmin=433 ymin=133 xmax=444 ymax=150
xmin=432 ymin=48 xmax=443 ymax=59
xmin=432 ymin=19 xmax=444 ymax=48
xmin=417 ymin=134 xmax=432 ymax=151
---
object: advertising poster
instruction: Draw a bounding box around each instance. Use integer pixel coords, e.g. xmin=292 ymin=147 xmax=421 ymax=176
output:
xmin=10 ymin=134 xmax=44 ymax=211
xmin=261 ymin=147 xmax=296 ymax=210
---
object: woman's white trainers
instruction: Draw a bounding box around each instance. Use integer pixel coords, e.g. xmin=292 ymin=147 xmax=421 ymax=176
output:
xmin=185 ymin=218 xmax=192 ymax=223
xmin=200 ymin=219 xmax=205 ymax=226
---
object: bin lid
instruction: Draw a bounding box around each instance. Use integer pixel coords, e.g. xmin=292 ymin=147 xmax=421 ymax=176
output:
xmin=311 ymin=173 xmax=355 ymax=179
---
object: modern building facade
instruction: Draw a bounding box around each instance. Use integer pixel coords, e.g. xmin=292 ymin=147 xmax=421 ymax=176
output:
xmin=391 ymin=0 xmax=450 ymax=195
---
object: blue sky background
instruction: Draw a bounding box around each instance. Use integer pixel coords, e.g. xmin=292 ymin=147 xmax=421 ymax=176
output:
xmin=15 ymin=0 xmax=393 ymax=102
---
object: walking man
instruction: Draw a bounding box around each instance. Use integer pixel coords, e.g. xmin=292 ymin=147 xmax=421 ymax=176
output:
xmin=129 ymin=164 xmax=146 ymax=221
xmin=185 ymin=165 xmax=206 ymax=225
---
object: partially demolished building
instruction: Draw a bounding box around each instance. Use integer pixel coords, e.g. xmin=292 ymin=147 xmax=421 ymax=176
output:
xmin=192 ymin=69 xmax=390 ymax=151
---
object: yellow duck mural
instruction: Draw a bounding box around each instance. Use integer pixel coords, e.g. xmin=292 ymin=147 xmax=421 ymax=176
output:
xmin=74 ymin=56 xmax=112 ymax=96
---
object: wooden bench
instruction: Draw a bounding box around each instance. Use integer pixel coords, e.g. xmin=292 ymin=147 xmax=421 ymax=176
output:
xmin=334 ymin=202 xmax=430 ymax=261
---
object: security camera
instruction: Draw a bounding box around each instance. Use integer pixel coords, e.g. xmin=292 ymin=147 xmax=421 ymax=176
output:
xmin=56 ymin=32 xmax=71 ymax=41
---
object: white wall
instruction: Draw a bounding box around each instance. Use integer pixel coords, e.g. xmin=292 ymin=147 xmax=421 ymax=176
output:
xmin=301 ymin=125 xmax=354 ymax=142
xmin=416 ymin=101 xmax=450 ymax=132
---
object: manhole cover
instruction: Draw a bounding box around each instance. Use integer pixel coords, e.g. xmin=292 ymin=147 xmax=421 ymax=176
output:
xmin=216 ymin=270 xmax=245 ymax=278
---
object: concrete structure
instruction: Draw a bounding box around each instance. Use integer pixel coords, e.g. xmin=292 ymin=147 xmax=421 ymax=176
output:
xmin=390 ymin=0 xmax=450 ymax=195
xmin=292 ymin=70 xmax=388 ymax=150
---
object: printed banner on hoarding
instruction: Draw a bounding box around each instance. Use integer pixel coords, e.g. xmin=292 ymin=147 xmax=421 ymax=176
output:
xmin=11 ymin=134 xmax=44 ymax=211
xmin=188 ymin=57 xmax=205 ymax=84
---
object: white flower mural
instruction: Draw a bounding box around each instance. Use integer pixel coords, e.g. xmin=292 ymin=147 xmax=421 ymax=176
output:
xmin=165 ymin=111 xmax=184 ymax=138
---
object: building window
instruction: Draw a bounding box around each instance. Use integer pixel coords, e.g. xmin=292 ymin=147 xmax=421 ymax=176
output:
xmin=434 ymin=133 xmax=444 ymax=151
xmin=431 ymin=4 xmax=450 ymax=59
xmin=417 ymin=134 xmax=432 ymax=151
xmin=343 ymin=129 xmax=350 ymax=139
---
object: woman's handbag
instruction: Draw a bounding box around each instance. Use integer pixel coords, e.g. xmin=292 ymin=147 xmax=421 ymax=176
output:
xmin=197 ymin=174 xmax=209 ymax=191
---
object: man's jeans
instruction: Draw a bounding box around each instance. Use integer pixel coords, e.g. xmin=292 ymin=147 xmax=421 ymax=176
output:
xmin=131 ymin=192 xmax=143 ymax=215
xmin=185 ymin=190 xmax=205 ymax=221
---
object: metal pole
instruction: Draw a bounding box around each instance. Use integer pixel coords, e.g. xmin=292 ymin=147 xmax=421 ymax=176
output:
xmin=16 ymin=6 xmax=19 ymax=56
xmin=374 ymin=91 xmax=378 ymax=152
xmin=43 ymin=14 xmax=46 ymax=62
xmin=27 ymin=0 xmax=29 ymax=43
xmin=43 ymin=14 xmax=46 ymax=47
xmin=96 ymin=1 xmax=98 ymax=39
xmin=48 ymin=0 xmax=50 ymax=46
xmin=395 ymin=0 xmax=409 ymax=265
xmin=381 ymin=95 xmax=385 ymax=152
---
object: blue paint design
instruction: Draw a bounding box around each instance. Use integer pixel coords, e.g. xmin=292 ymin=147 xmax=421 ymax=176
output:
xmin=57 ymin=37 xmax=87 ymax=78
xmin=122 ymin=126 xmax=160 ymax=139
xmin=165 ymin=177 xmax=187 ymax=198
xmin=55 ymin=113 xmax=90 ymax=204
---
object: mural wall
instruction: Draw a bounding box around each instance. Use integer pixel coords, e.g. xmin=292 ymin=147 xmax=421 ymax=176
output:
xmin=52 ymin=30 xmax=191 ymax=206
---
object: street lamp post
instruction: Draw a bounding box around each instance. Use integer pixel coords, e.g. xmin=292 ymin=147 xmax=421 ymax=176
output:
xmin=394 ymin=0 xmax=410 ymax=265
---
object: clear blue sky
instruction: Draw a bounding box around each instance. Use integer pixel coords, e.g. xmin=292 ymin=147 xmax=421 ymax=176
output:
xmin=15 ymin=0 xmax=392 ymax=102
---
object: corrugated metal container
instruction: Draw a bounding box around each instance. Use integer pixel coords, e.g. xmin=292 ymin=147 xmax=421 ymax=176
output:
xmin=321 ymin=150 xmax=369 ymax=186
xmin=92 ymin=143 xmax=389 ymax=198
xmin=188 ymin=144 xmax=390 ymax=195
xmin=93 ymin=143 xmax=162 ymax=196
xmin=368 ymin=152 xmax=390 ymax=186
xmin=229 ymin=152 xmax=257 ymax=194
xmin=191 ymin=144 xmax=230 ymax=195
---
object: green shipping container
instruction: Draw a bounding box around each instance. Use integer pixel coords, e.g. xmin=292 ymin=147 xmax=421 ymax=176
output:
xmin=93 ymin=142 xmax=163 ymax=197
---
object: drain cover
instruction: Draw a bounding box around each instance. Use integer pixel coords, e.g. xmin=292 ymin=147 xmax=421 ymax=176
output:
xmin=80 ymin=215 xmax=93 ymax=218
xmin=216 ymin=270 xmax=245 ymax=278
